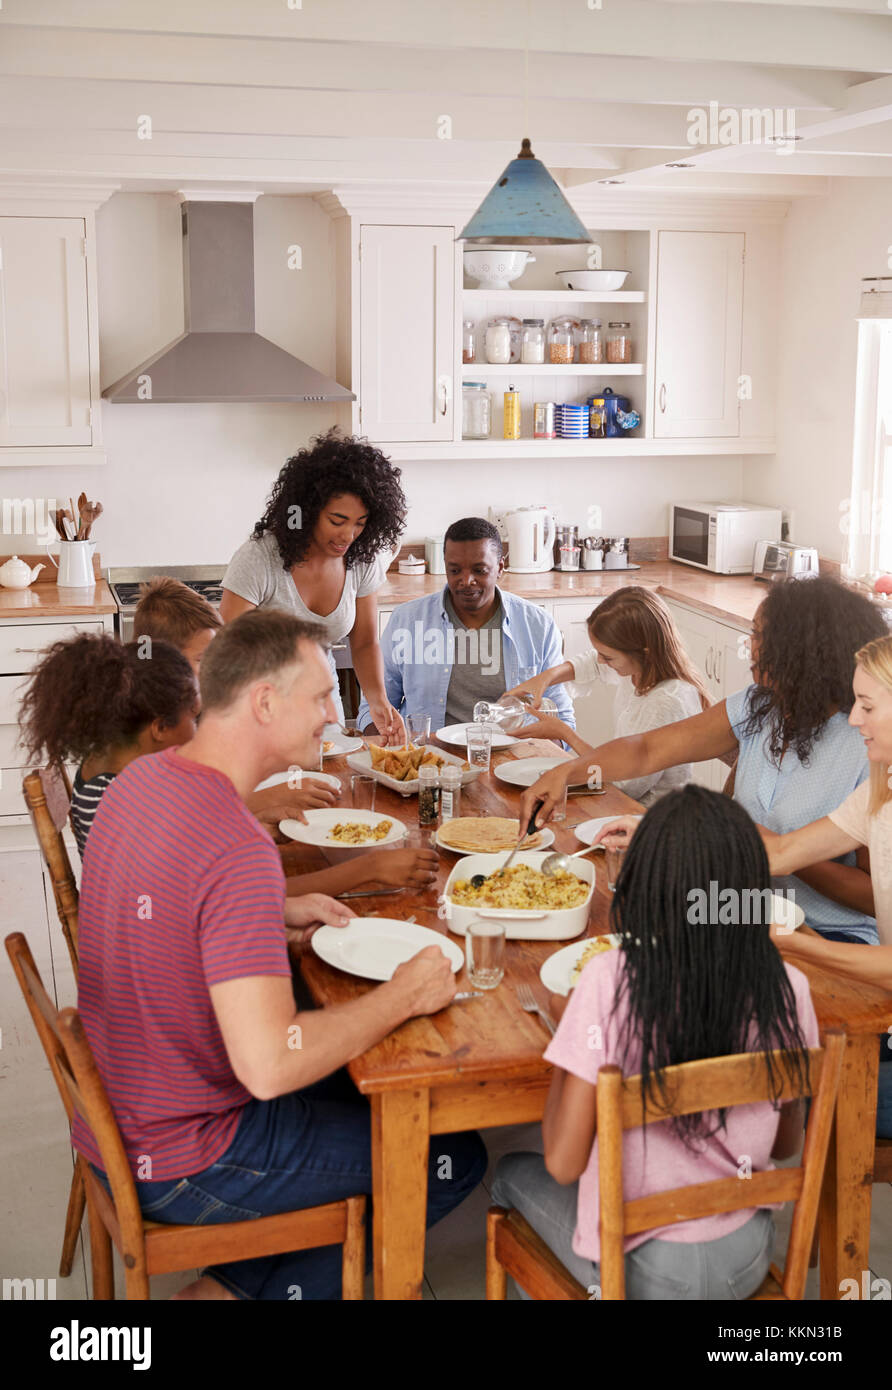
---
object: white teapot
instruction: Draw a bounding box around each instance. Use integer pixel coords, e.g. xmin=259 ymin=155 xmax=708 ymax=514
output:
xmin=0 ymin=555 xmax=45 ymax=589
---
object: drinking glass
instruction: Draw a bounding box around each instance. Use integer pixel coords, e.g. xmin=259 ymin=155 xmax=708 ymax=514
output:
xmin=342 ymin=718 xmax=359 ymax=738
xmin=465 ymin=722 xmax=492 ymax=772
xmin=550 ymin=782 xmax=568 ymax=823
xmin=465 ymin=919 xmax=506 ymax=990
xmin=350 ymin=775 xmax=377 ymax=813
xmin=406 ymin=712 xmax=431 ymax=746
xmin=605 ymin=845 xmax=625 ymax=892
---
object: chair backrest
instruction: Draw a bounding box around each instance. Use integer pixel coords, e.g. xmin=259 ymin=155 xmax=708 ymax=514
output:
xmin=5 ymin=931 xmax=148 ymax=1263
xmin=596 ymin=1031 xmax=845 ymax=1300
xmin=22 ymin=767 xmax=80 ymax=976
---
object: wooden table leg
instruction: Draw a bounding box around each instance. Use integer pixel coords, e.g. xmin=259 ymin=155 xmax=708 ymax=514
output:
xmin=371 ymin=1088 xmax=431 ymax=1300
xmin=819 ymin=1033 xmax=880 ymax=1300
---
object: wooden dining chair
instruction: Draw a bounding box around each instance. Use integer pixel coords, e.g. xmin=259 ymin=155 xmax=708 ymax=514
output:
xmin=21 ymin=765 xmax=86 ymax=1277
xmin=6 ymin=932 xmax=367 ymax=1301
xmin=486 ymin=1030 xmax=846 ymax=1302
xmin=22 ymin=766 xmax=80 ymax=975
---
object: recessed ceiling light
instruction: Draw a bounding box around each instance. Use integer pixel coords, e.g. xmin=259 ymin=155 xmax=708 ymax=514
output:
xmin=666 ymin=162 xmax=694 ymax=168
xmin=765 ymin=134 xmax=803 ymax=143
xmin=598 ymin=178 xmax=625 ymax=185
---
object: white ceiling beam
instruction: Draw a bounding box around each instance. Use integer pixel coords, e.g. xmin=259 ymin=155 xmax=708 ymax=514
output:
xmin=0 ymin=27 xmax=854 ymax=110
xmin=0 ymin=76 xmax=811 ymax=150
xmin=10 ymin=0 xmax=892 ymax=74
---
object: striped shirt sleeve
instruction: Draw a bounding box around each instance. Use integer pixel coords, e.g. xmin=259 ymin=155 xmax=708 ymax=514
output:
xmin=196 ymin=837 xmax=291 ymax=986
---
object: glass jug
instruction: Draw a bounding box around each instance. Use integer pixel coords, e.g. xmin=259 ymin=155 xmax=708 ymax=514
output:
xmin=473 ymin=692 xmax=558 ymax=734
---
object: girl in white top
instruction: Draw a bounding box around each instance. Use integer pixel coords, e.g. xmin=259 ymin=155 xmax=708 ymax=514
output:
xmin=505 ymin=586 xmax=710 ymax=806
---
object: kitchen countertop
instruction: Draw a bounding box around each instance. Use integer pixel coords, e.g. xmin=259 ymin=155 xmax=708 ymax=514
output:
xmin=378 ymin=561 xmax=768 ymax=631
xmin=0 ymin=579 xmax=117 ymax=619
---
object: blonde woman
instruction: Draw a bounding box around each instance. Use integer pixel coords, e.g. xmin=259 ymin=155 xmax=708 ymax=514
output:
xmin=752 ymin=633 xmax=892 ymax=1136
xmin=505 ymin=587 xmax=710 ymax=806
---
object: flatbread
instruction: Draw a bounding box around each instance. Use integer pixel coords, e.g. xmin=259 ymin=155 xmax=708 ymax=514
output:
xmin=438 ymin=816 xmax=542 ymax=854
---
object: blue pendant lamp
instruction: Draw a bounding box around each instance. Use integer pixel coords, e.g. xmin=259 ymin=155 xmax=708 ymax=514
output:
xmin=458 ymin=138 xmax=592 ymax=246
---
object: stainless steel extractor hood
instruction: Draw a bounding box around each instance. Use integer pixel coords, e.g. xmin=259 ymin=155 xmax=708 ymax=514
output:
xmin=103 ymin=199 xmax=355 ymax=405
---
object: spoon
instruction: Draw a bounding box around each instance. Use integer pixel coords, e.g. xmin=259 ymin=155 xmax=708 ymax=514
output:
xmin=540 ymin=844 xmax=601 ymax=877
xmin=470 ymin=800 xmax=543 ymax=889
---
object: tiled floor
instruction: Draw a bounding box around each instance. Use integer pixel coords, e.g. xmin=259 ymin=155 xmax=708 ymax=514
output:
xmin=2 ymin=843 xmax=891 ymax=1302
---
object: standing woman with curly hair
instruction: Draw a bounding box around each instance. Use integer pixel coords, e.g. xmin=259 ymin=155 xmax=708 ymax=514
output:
xmin=521 ymin=576 xmax=888 ymax=945
xmin=220 ymin=430 xmax=407 ymax=741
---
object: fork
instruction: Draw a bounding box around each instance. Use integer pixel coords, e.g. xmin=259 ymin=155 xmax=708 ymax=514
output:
xmin=515 ymin=983 xmax=556 ymax=1036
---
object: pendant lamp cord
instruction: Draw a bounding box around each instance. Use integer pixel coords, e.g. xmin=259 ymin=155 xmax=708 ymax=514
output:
xmin=523 ymin=0 xmax=530 ymax=139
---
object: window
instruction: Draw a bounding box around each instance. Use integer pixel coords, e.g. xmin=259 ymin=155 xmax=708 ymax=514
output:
xmin=845 ymin=317 xmax=892 ymax=577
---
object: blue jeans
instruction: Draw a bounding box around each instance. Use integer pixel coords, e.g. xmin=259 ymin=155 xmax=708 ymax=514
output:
xmin=102 ymin=1069 xmax=487 ymax=1300
xmin=491 ymin=1152 xmax=775 ymax=1300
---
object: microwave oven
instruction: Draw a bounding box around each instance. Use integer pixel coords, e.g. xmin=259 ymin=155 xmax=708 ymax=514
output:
xmin=669 ymin=503 xmax=784 ymax=574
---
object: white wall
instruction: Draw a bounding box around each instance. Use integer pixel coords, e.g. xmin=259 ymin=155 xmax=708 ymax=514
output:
xmin=0 ymin=190 xmax=745 ymax=565
xmin=748 ymin=177 xmax=892 ymax=563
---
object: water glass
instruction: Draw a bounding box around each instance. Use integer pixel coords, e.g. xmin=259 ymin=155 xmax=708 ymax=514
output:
xmin=550 ymin=782 xmax=568 ymax=823
xmin=342 ymin=718 xmax=359 ymax=738
xmin=465 ymin=722 xmax=492 ymax=772
xmin=605 ymin=845 xmax=625 ymax=892
xmin=465 ymin=919 xmax=506 ymax=990
xmin=406 ymin=712 xmax=431 ymax=746
xmin=350 ymin=775 xmax=377 ymax=813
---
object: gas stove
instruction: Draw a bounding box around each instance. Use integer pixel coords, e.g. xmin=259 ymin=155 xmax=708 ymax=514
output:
xmin=107 ymin=564 xmax=226 ymax=641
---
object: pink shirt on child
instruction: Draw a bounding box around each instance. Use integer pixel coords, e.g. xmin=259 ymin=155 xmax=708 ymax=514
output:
xmin=544 ymin=948 xmax=819 ymax=1263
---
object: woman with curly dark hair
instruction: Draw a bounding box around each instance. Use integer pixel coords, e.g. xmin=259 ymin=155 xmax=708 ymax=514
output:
xmin=521 ymin=575 xmax=887 ymax=944
xmin=220 ymin=430 xmax=407 ymax=740
xmin=19 ymin=633 xmax=199 ymax=859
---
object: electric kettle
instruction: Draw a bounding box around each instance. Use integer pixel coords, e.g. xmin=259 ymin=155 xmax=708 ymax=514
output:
xmin=504 ymin=506 xmax=556 ymax=574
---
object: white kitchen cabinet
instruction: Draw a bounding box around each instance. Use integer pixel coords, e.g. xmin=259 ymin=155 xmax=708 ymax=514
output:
xmin=358 ymin=224 xmax=454 ymax=443
xmin=551 ymin=599 xmax=614 ymax=748
xmin=662 ymin=599 xmax=753 ymax=790
xmin=0 ymin=615 xmax=112 ymax=834
xmin=653 ymin=231 xmax=744 ymax=439
xmin=0 ymin=217 xmax=95 ymax=448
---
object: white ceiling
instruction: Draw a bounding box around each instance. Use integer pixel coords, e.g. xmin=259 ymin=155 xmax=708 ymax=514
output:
xmin=2 ymin=0 xmax=892 ymax=199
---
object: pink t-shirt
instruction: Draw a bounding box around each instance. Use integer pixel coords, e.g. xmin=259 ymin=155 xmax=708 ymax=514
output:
xmin=73 ymin=746 xmax=291 ymax=1180
xmin=544 ymin=949 xmax=819 ymax=1263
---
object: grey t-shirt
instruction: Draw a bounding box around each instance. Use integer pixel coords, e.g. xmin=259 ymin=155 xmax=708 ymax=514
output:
xmin=444 ymin=589 xmax=505 ymax=725
xmin=223 ymin=532 xmax=389 ymax=648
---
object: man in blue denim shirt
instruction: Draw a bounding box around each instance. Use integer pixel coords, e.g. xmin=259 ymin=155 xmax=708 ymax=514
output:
xmin=357 ymin=517 xmax=575 ymax=733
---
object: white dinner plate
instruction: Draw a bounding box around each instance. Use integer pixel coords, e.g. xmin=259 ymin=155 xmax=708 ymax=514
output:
xmin=435 ymin=823 xmax=555 ymax=855
xmin=321 ymin=724 xmax=364 ymax=758
xmin=312 ymin=917 xmax=464 ymax=982
xmin=574 ymin=815 xmax=643 ymax=849
xmin=494 ymin=756 xmax=588 ymax=790
xmin=278 ymin=807 xmax=406 ymax=849
xmin=540 ymin=935 xmax=623 ymax=996
xmin=436 ymin=722 xmax=518 ymax=749
xmin=253 ymin=770 xmax=341 ymax=793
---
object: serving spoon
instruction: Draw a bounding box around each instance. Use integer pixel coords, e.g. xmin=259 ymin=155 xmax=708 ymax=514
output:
xmin=540 ymin=843 xmax=601 ymax=878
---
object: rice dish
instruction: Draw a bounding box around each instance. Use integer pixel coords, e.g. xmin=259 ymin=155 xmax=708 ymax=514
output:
xmin=570 ymin=936 xmax=617 ymax=984
xmin=328 ymin=819 xmax=393 ymax=845
xmin=451 ymin=864 xmax=588 ymax=911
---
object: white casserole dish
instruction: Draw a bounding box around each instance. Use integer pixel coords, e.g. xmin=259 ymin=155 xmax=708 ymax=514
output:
xmin=442 ymin=850 xmax=595 ymax=941
xmin=345 ymin=745 xmax=481 ymax=797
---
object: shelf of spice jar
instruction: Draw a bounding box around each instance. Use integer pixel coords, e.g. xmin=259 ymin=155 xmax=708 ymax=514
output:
xmin=460 ymin=362 xmax=644 ymax=376
xmin=462 ymin=289 xmax=646 ymax=304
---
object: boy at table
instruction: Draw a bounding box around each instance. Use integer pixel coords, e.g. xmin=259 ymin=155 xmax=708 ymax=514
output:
xmin=74 ymin=610 xmax=487 ymax=1300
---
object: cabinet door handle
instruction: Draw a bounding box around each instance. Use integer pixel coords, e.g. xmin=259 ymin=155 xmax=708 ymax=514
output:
xmin=713 ymin=649 xmax=722 ymax=688
xmin=705 ymin=646 xmax=713 ymax=679
xmin=437 ymin=375 xmax=451 ymax=416
xmin=659 ymin=383 xmax=667 ymax=413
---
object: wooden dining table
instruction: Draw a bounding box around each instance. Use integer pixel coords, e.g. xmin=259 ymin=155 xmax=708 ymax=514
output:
xmin=284 ymin=738 xmax=892 ymax=1302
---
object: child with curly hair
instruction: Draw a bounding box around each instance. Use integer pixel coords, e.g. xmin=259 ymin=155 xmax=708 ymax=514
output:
xmin=19 ymin=633 xmax=199 ymax=858
xmin=220 ymin=429 xmax=407 ymax=742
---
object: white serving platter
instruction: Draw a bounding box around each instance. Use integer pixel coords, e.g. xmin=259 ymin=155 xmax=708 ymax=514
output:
xmin=442 ymin=850 xmax=594 ymax=940
xmin=345 ymin=744 xmax=480 ymax=796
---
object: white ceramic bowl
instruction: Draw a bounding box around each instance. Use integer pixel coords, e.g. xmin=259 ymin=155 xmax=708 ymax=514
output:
xmin=464 ymin=248 xmax=536 ymax=290
xmin=555 ymin=269 xmax=629 ymax=292
xmin=442 ymin=850 xmax=594 ymax=941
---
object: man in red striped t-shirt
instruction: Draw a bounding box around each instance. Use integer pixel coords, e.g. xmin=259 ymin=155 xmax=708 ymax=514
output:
xmin=75 ymin=610 xmax=486 ymax=1300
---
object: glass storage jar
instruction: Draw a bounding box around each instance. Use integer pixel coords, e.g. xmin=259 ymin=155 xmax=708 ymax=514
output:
xmin=462 ymin=319 xmax=476 ymax=365
xmin=578 ymin=318 xmax=603 ymax=364
xmin=548 ymin=316 xmax=578 ymax=364
xmin=462 ymin=382 xmax=491 ymax=439
xmin=606 ymin=322 xmax=633 ymax=363
xmin=485 ymin=317 xmax=512 ymax=364
xmin=520 ymin=318 xmax=545 ymax=364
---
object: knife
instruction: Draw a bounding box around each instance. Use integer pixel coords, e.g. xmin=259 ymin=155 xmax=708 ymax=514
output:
xmin=337 ymin=887 xmax=407 ymax=900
